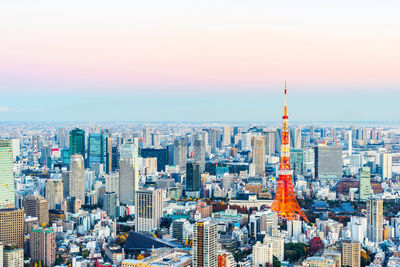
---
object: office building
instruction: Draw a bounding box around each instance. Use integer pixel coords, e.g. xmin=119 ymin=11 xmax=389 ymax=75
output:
xmin=264 ymin=235 xmax=285 ymax=261
xmin=69 ymin=128 xmax=85 ymax=158
xmin=315 ymin=146 xmax=343 ymax=180
xmin=174 ymin=138 xmax=187 ymax=172
xmin=0 ymin=208 xmax=24 ymax=247
xmin=119 ymin=141 xmax=138 ymax=206
xmin=23 ymin=195 xmax=49 ymax=226
xmin=186 ymin=162 xmax=201 ymax=198
xmin=264 ymin=130 xmax=276 ymax=155
xmin=140 ymin=148 xmax=168 ymax=172
xmin=0 ymin=140 xmax=15 ymax=209
xmin=194 ymin=139 xmax=206 ymax=173
xmin=170 ymin=218 xmax=188 ymax=244
xmin=134 ymin=189 xmax=163 ymax=233
xmin=342 ymin=240 xmax=360 ymax=267
xmin=253 ymin=241 xmax=273 ymax=267
xmin=359 ymin=167 xmax=371 ymax=201
xmin=143 ymin=127 xmax=151 ymax=147
xmin=69 ymin=154 xmax=85 ymax=203
xmin=223 ymin=126 xmax=231 ymax=147
xmin=290 ymin=127 xmax=302 ymax=149
xmin=45 ymin=179 xmax=64 ymax=209
xmin=30 ymin=226 xmax=56 ymax=267
xmin=3 ymin=245 xmax=24 ymax=267
xmin=105 ymin=173 xmax=119 ymax=197
xmin=252 ymin=136 xmax=266 ymax=177
xmin=193 ymin=219 xmax=217 ymax=267
xmin=87 ymin=130 xmax=112 ymax=173
xmin=103 ymin=192 xmax=118 ymax=219
xmin=152 ymin=133 xmax=161 ymax=148
xmin=367 ymin=199 xmax=383 ymax=243
xmin=380 ymin=153 xmax=392 ymax=180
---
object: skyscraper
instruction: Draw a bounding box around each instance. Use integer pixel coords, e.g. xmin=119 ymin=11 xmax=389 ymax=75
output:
xmin=23 ymin=195 xmax=49 ymax=226
xmin=367 ymin=199 xmax=383 ymax=243
xmin=174 ymin=138 xmax=187 ymax=172
xmin=134 ymin=189 xmax=163 ymax=233
xmin=209 ymin=129 xmax=218 ymax=154
xmin=342 ymin=240 xmax=360 ymax=267
xmin=0 ymin=208 xmax=24 ymax=248
xmin=0 ymin=140 xmax=15 ymax=209
xmin=87 ymin=130 xmax=111 ymax=172
xmin=143 ymin=127 xmax=151 ymax=147
xmin=222 ymin=126 xmax=231 ymax=147
xmin=186 ymin=162 xmax=201 ymax=198
xmin=252 ymin=135 xmax=266 ymax=177
xmin=314 ymin=146 xmax=343 ymax=180
xmin=194 ymin=139 xmax=206 ymax=173
xmin=45 ymin=179 xmax=64 ymax=210
xmin=290 ymin=127 xmax=302 ymax=149
xmin=252 ymin=241 xmax=273 ymax=266
xmin=380 ymin=153 xmax=392 ymax=180
xmin=193 ymin=219 xmax=217 ymax=267
xmin=359 ymin=167 xmax=371 ymax=201
xmin=119 ymin=141 xmax=138 ymax=206
xmin=30 ymin=226 xmax=56 ymax=267
xmin=103 ymin=192 xmax=118 ymax=219
xmin=264 ymin=130 xmax=276 ymax=155
xmin=69 ymin=154 xmax=85 ymax=204
xmin=69 ymin=128 xmax=85 ymax=158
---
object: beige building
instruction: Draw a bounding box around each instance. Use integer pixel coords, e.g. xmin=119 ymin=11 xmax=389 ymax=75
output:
xmin=135 ymin=189 xmax=163 ymax=233
xmin=3 ymin=246 xmax=24 ymax=267
xmin=69 ymin=154 xmax=85 ymax=203
xmin=263 ymin=234 xmax=284 ymax=261
xmin=193 ymin=219 xmax=217 ymax=267
xmin=105 ymin=173 xmax=119 ymax=197
xmin=30 ymin=227 xmax=56 ymax=267
xmin=253 ymin=241 xmax=273 ymax=267
xmin=252 ymin=136 xmax=266 ymax=177
xmin=342 ymin=240 xmax=360 ymax=267
xmin=367 ymin=199 xmax=383 ymax=243
xmin=303 ymin=256 xmax=336 ymax=267
xmin=23 ymin=195 xmax=49 ymax=226
xmin=45 ymin=179 xmax=63 ymax=209
xmin=0 ymin=209 xmax=24 ymax=248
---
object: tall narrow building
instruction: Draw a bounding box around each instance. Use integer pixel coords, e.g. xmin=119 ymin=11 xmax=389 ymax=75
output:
xmin=0 ymin=139 xmax=15 ymax=209
xmin=193 ymin=219 xmax=217 ymax=267
xmin=119 ymin=140 xmax=138 ymax=206
xmin=359 ymin=167 xmax=371 ymax=201
xmin=69 ymin=128 xmax=85 ymax=158
xmin=69 ymin=154 xmax=85 ymax=204
xmin=45 ymin=179 xmax=64 ymax=209
xmin=380 ymin=153 xmax=392 ymax=180
xmin=367 ymin=199 xmax=383 ymax=243
xmin=30 ymin=226 xmax=56 ymax=267
xmin=0 ymin=208 xmax=24 ymax=248
xmin=174 ymin=138 xmax=187 ymax=172
xmin=23 ymin=195 xmax=49 ymax=226
xmin=186 ymin=162 xmax=201 ymax=198
xmin=342 ymin=240 xmax=360 ymax=267
xmin=134 ymin=189 xmax=163 ymax=233
xmin=271 ymin=84 xmax=309 ymax=222
xmin=252 ymin=135 xmax=266 ymax=177
xmin=194 ymin=139 xmax=206 ymax=173
xmin=223 ymin=126 xmax=231 ymax=147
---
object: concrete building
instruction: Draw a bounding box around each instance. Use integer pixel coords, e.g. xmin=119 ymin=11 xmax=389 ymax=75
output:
xmin=367 ymin=199 xmax=383 ymax=243
xmin=135 ymin=189 xmax=163 ymax=233
xmin=315 ymin=146 xmax=343 ymax=180
xmin=252 ymin=241 xmax=273 ymax=267
xmin=30 ymin=227 xmax=56 ymax=267
xmin=223 ymin=126 xmax=231 ymax=147
xmin=359 ymin=167 xmax=371 ymax=201
xmin=342 ymin=240 xmax=360 ymax=267
xmin=0 ymin=208 xmax=25 ymax=248
xmin=193 ymin=219 xmax=217 ymax=267
xmin=263 ymin=235 xmax=284 ymax=261
xmin=45 ymin=179 xmax=64 ymax=209
xmin=3 ymin=245 xmax=24 ymax=267
xmin=194 ymin=139 xmax=206 ymax=173
xmin=23 ymin=195 xmax=49 ymax=226
xmin=105 ymin=173 xmax=119 ymax=198
xmin=252 ymin=136 xmax=266 ymax=177
xmin=186 ymin=162 xmax=201 ymax=198
xmin=69 ymin=154 xmax=85 ymax=203
xmin=380 ymin=153 xmax=392 ymax=180
xmin=0 ymin=139 xmax=15 ymax=209
xmin=103 ymin=192 xmax=118 ymax=219
xmin=217 ymin=252 xmax=236 ymax=267
xmin=290 ymin=127 xmax=302 ymax=149
xmin=264 ymin=130 xmax=276 ymax=156
xmin=119 ymin=141 xmax=138 ymax=206
xmin=174 ymin=138 xmax=187 ymax=172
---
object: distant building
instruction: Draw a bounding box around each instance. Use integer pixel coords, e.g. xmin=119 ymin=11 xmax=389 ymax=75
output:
xmin=315 ymin=146 xmax=342 ymax=180
xmin=290 ymin=127 xmax=302 ymax=149
xmin=30 ymin=226 xmax=56 ymax=267
xmin=0 ymin=139 xmax=15 ymax=209
xmin=119 ymin=141 xmax=138 ymax=206
xmin=359 ymin=167 xmax=371 ymax=201
xmin=252 ymin=136 xmax=266 ymax=177
xmin=342 ymin=240 xmax=360 ymax=267
xmin=367 ymin=199 xmax=383 ymax=243
xmin=0 ymin=208 xmax=24 ymax=248
xmin=194 ymin=140 xmax=206 ymax=173
xmin=135 ymin=189 xmax=163 ymax=233
xmin=45 ymin=179 xmax=64 ymax=209
xmin=140 ymin=148 xmax=168 ymax=172
xmin=69 ymin=128 xmax=85 ymax=158
xmin=174 ymin=138 xmax=187 ymax=172
xmin=103 ymin=192 xmax=118 ymax=219
xmin=193 ymin=219 xmax=217 ymax=267
xmin=186 ymin=162 xmax=201 ymax=198
xmin=69 ymin=154 xmax=85 ymax=204
xmin=87 ymin=130 xmax=112 ymax=173
xmin=380 ymin=153 xmax=392 ymax=180
xmin=23 ymin=195 xmax=49 ymax=226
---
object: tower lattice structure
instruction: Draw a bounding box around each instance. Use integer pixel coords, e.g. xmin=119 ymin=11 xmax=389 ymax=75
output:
xmin=270 ymin=83 xmax=309 ymax=223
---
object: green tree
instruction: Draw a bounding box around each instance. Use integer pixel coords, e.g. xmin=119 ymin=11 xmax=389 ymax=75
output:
xmin=273 ymin=256 xmax=281 ymax=267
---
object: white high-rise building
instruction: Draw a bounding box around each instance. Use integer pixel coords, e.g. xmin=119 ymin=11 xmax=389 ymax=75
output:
xmin=241 ymin=132 xmax=252 ymax=151
xmin=223 ymin=126 xmax=231 ymax=147
xmin=380 ymin=153 xmax=392 ymax=180
xmin=288 ymin=220 xmax=302 ymax=240
xmin=119 ymin=139 xmax=138 ymax=206
xmin=0 ymin=139 xmax=15 ymax=209
xmin=134 ymin=189 xmax=163 ymax=233
xmin=69 ymin=154 xmax=85 ymax=203
xmin=263 ymin=235 xmax=285 ymax=261
xmin=264 ymin=130 xmax=276 ymax=156
xmin=193 ymin=219 xmax=217 ymax=267
xmin=252 ymin=135 xmax=266 ymax=177
xmin=290 ymin=128 xmax=302 ymax=149
xmin=45 ymin=179 xmax=63 ymax=210
xmin=252 ymin=241 xmax=273 ymax=267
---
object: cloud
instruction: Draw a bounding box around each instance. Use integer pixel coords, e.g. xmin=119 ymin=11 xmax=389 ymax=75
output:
xmin=0 ymin=106 xmax=10 ymax=112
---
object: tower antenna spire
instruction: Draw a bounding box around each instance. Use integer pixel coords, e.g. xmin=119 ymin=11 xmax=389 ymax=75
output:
xmin=284 ymin=81 xmax=288 ymax=118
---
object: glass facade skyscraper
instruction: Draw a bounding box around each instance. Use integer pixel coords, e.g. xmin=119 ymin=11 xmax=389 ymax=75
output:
xmin=69 ymin=128 xmax=85 ymax=158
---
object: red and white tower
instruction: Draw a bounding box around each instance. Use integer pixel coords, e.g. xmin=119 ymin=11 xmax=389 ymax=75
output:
xmin=270 ymin=82 xmax=309 ymax=222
